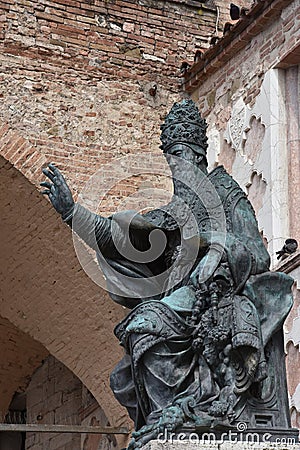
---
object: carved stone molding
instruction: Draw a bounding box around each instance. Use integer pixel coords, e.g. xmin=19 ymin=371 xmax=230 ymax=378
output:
xmin=243 ymin=116 xmax=265 ymax=164
xmin=285 ymin=314 xmax=300 ymax=350
xmin=246 ymin=171 xmax=267 ymax=215
xmin=225 ymin=98 xmax=247 ymax=151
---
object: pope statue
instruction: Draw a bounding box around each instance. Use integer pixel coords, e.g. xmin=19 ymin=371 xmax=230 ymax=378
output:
xmin=41 ymin=99 xmax=294 ymax=447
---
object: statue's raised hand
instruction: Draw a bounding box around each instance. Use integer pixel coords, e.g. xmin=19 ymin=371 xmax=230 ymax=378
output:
xmin=41 ymin=163 xmax=74 ymax=220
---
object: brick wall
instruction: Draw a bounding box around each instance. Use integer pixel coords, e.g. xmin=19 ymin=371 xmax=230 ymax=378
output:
xmin=0 ymin=0 xmax=254 ymax=93
xmin=0 ymin=76 xmax=175 ymax=202
xmin=26 ymin=355 xmax=82 ymax=450
xmin=0 ymin=0 xmax=253 ymax=196
xmin=0 ymin=0 xmax=222 ymax=88
xmin=25 ymin=355 xmax=117 ymax=450
xmin=0 ymin=317 xmax=48 ymax=415
xmin=80 ymin=386 xmax=118 ymax=450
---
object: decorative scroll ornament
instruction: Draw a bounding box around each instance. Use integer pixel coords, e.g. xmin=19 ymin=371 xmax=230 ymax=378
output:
xmin=228 ymin=98 xmax=246 ymax=151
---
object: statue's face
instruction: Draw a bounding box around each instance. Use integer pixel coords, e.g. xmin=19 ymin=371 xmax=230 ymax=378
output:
xmin=165 ymin=143 xmax=206 ymax=177
xmin=166 ymin=143 xmax=197 ymax=166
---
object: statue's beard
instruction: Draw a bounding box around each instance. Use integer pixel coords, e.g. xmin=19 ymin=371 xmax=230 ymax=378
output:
xmin=172 ymin=170 xmax=204 ymax=204
xmin=173 ymin=178 xmax=188 ymax=194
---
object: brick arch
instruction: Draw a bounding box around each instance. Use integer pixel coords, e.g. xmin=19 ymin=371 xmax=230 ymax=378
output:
xmin=0 ymin=154 xmax=131 ymax=439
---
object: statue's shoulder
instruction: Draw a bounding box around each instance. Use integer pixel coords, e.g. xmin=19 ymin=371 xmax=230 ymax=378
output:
xmin=208 ymin=165 xmax=247 ymax=204
xmin=208 ymin=165 xmax=260 ymax=233
xmin=209 ymin=165 xmax=242 ymax=188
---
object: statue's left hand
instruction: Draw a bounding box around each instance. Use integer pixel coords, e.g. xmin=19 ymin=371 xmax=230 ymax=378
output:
xmin=41 ymin=163 xmax=75 ymax=219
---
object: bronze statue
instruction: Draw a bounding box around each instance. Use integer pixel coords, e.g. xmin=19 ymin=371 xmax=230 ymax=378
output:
xmin=41 ymin=99 xmax=295 ymax=447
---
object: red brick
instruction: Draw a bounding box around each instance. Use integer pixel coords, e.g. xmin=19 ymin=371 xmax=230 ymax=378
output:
xmin=36 ymin=11 xmax=64 ymax=23
xmin=56 ymin=0 xmax=81 ymax=6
